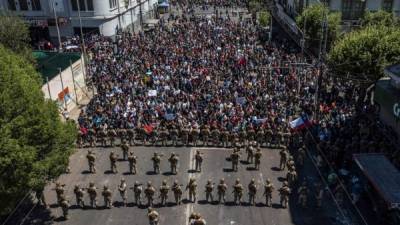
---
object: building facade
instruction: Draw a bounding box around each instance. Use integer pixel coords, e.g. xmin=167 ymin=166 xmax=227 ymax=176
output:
xmin=278 ymin=0 xmax=400 ymax=20
xmin=0 ymin=0 xmax=158 ymax=44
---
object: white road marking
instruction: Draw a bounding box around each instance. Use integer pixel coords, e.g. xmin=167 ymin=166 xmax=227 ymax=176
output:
xmin=185 ymin=148 xmax=196 ymax=224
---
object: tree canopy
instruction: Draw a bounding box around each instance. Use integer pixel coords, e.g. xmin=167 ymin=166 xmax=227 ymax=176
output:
xmin=296 ymin=3 xmax=341 ymax=52
xmin=0 ymin=45 xmax=76 ymax=216
xmin=258 ymin=10 xmax=271 ymax=28
xmin=0 ymin=11 xmax=33 ymax=61
xmin=361 ymin=10 xmax=399 ymax=27
xmin=328 ymin=26 xmax=400 ymax=84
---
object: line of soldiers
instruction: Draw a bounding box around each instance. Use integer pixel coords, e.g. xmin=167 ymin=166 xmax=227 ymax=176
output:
xmin=86 ymin=149 xmax=204 ymax=175
xmin=78 ymin=125 xmax=292 ymax=149
xmin=54 ymin=176 xmax=292 ymax=219
xmin=230 ymin=141 xmax=262 ymax=171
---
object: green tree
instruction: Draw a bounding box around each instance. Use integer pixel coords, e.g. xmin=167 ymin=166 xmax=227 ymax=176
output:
xmin=258 ymin=10 xmax=271 ymax=28
xmin=0 ymin=11 xmax=33 ymax=61
xmin=361 ymin=10 xmax=398 ymax=27
xmin=328 ymin=26 xmax=400 ymax=83
xmin=0 ymin=45 xmax=77 ymax=216
xmin=296 ymin=3 xmax=341 ymax=51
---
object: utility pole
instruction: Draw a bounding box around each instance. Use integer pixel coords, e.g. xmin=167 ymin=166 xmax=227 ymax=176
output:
xmin=137 ymin=0 xmax=143 ymax=29
xmin=52 ymin=0 xmax=62 ymax=52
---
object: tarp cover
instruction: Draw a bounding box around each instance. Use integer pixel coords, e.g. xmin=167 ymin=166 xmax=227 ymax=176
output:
xmin=353 ymin=153 xmax=400 ymax=209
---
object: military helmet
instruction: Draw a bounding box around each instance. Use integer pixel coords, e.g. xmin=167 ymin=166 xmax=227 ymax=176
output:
xmin=220 ymin=178 xmax=225 ymax=183
xmin=135 ymin=181 xmax=139 ymax=185
xmin=235 ymin=178 xmax=240 ymax=184
xmin=174 ymin=180 xmax=178 ymax=185
xmin=89 ymin=182 xmax=95 ymax=186
xmin=88 ymin=150 xmax=92 ymax=154
xmin=104 ymin=185 xmax=108 ymax=189
xmin=162 ymin=180 xmax=167 ymax=185
xmin=56 ymin=182 xmax=61 ymax=186
xmin=147 ymin=181 xmax=152 ymax=186
xmin=121 ymin=178 xmax=125 ymax=182
xmin=266 ymin=178 xmax=271 ymax=183
xmin=207 ymin=179 xmax=212 ymax=184
xmin=154 ymin=152 xmax=158 ymax=156
xmin=283 ymin=181 xmax=288 ymax=186
xmin=171 ymin=152 xmax=175 ymax=156
xmin=250 ymin=178 xmax=255 ymax=183
xmin=111 ymin=150 xmax=115 ymax=154
xmin=75 ymin=184 xmax=80 ymax=188
xmin=148 ymin=207 xmax=153 ymax=212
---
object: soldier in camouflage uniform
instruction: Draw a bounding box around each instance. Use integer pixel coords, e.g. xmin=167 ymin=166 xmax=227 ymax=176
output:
xmin=130 ymin=181 xmax=143 ymax=206
xmin=128 ymin=151 xmax=138 ymax=174
xmin=265 ymin=128 xmax=273 ymax=147
xmin=168 ymin=152 xmax=179 ymax=174
xmin=186 ymin=178 xmax=197 ymax=203
xmin=88 ymin=128 xmax=96 ymax=147
xmin=151 ymin=152 xmax=163 ymax=174
xmin=60 ymin=198 xmax=70 ymax=220
xmin=159 ymin=126 xmax=169 ymax=147
xmin=248 ymin=179 xmax=258 ymax=205
xmin=230 ymin=149 xmax=240 ymax=172
xmin=97 ymin=128 xmax=107 ymax=147
xmin=201 ymin=125 xmax=210 ymax=146
xmin=257 ymin=129 xmax=265 ymax=147
xmin=239 ymin=129 xmax=247 ymax=146
xmin=297 ymin=181 xmax=308 ymax=207
xmin=279 ymin=147 xmax=289 ymax=170
xmin=221 ymin=128 xmax=230 ymax=148
xmin=102 ymin=185 xmax=113 ymax=208
xmin=287 ymin=167 xmax=298 ymax=185
xmin=159 ymin=180 xmax=170 ymax=206
xmin=191 ymin=126 xmax=200 ymax=147
xmin=87 ymin=182 xmax=98 ymax=208
xmin=74 ymin=185 xmax=85 ymax=208
xmin=147 ymin=207 xmax=159 ymax=225
xmin=121 ymin=141 xmax=129 ymax=160
xmin=127 ymin=128 xmax=135 ymax=146
xmin=145 ymin=181 xmax=156 ymax=207
xmin=118 ymin=178 xmax=128 ymax=206
xmin=181 ymin=126 xmax=189 ymax=146
xmin=151 ymin=128 xmax=158 ymax=146
xmin=170 ymin=125 xmax=179 ymax=147
xmin=263 ymin=179 xmax=274 ymax=206
xmin=109 ymin=151 xmax=119 ymax=173
xmin=108 ymin=127 xmax=117 ymax=147
xmin=172 ymin=180 xmax=183 ymax=205
xmin=297 ymin=146 xmax=306 ymax=167
xmin=246 ymin=143 xmax=255 ymax=164
xmin=233 ymin=179 xmax=244 ymax=205
xmin=194 ymin=150 xmax=203 ymax=172
xmin=204 ymin=179 xmax=214 ymax=203
xmin=55 ymin=182 xmax=66 ymax=205
xmin=217 ymin=178 xmax=227 ymax=204
xmin=211 ymin=128 xmax=220 ymax=147
xmin=118 ymin=127 xmax=127 ymax=145
xmin=279 ymin=181 xmax=291 ymax=208
xmin=247 ymin=127 xmax=255 ymax=142
xmin=254 ymin=147 xmax=262 ymax=170
xmin=86 ymin=150 xmax=96 ymax=173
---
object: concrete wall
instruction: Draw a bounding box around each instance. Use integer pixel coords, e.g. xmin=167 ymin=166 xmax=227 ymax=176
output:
xmin=41 ymin=55 xmax=87 ymax=111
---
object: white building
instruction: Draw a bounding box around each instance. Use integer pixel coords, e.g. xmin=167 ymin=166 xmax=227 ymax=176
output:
xmin=277 ymin=0 xmax=400 ymax=20
xmin=0 ymin=0 xmax=158 ymax=44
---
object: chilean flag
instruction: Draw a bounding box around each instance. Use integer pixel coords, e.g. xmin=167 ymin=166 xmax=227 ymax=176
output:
xmin=289 ymin=116 xmax=312 ymax=131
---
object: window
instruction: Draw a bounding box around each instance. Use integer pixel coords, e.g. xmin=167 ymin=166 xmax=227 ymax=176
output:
xmin=109 ymin=0 xmax=117 ymax=9
xmin=31 ymin=0 xmax=41 ymax=11
xmin=71 ymin=0 xmax=94 ymax=11
xmin=8 ymin=0 xmax=16 ymax=10
xmin=382 ymin=0 xmax=393 ymax=12
xmin=18 ymin=0 xmax=28 ymax=10
xmin=342 ymin=0 xmax=366 ymax=20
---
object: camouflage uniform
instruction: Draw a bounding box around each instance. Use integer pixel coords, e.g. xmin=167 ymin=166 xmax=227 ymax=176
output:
xmin=256 ymin=129 xmax=265 ymax=147
xmin=246 ymin=144 xmax=255 ymax=164
xmin=279 ymin=181 xmax=291 ymax=208
xmin=186 ymin=178 xmax=197 ymax=203
xmin=145 ymin=182 xmax=156 ymax=207
xmin=201 ymin=125 xmax=210 ymax=146
xmin=118 ymin=128 xmax=127 ymax=145
xmin=279 ymin=147 xmax=288 ymax=170
xmin=98 ymin=129 xmax=107 ymax=147
xmin=265 ymin=129 xmax=273 ymax=147
xmin=109 ymin=151 xmax=118 ymax=173
xmin=233 ymin=179 xmax=244 ymax=205
xmin=168 ymin=152 xmax=179 ymax=174
xmin=172 ymin=180 xmax=183 ymax=205
xmin=147 ymin=207 xmax=159 ymax=225
xmin=254 ymin=148 xmax=262 ymax=170
xmin=102 ymin=185 xmax=113 ymax=208
xmin=211 ymin=128 xmax=220 ymax=147
xmin=217 ymin=178 xmax=227 ymax=204
xmin=159 ymin=127 xmax=169 ymax=146
xmin=128 ymin=151 xmax=138 ymax=174
xmin=194 ymin=150 xmax=203 ymax=172
xmin=151 ymin=152 xmax=162 ymax=174
xmin=159 ymin=180 xmax=170 ymax=206
xmin=74 ymin=185 xmax=85 ymax=208
xmin=131 ymin=181 xmax=143 ymax=206
xmin=118 ymin=178 xmax=128 ymax=206
xmin=55 ymin=182 xmax=66 ymax=204
xmin=87 ymin=150 xmax=96 ymax=173
xmin=108 ymin=128 xmax=117 ymax=147
xmin=230 ymin=150 xmax=240 ymax=172
xmin=248 ymin=179 xmax=257 ymax=205
xmin=121 ymin=142 xmax=129 ymax=160
xmin=181 ymin=126 xmax=189 ymax=146
xmin=88 ymin=128 xmax=96 ymax=147
xmin=170 ymin=126 xmax=179 ymax=146
xmin=222 ymin=129 xmax=230 ymax=147
xmin=60 ymin=198 xmax=70 ymax=220
xmin=191 ymin=127 xmax=200 ymax=147
xmin=87 ymin=182 xmax=98 ymax=208
xmin=127 ymin=128 xmax=135 ymax=146
xmin=263 ymin=179 xmax=274 ymax=206
xmin=205 ymin=179 xmax=214 ymax=203
xmin=287 ymin=169 xmax=298 ymax=185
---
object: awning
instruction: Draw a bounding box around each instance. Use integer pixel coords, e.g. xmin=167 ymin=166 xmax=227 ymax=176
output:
xmin=353 ymin=153 xmax=400 ymax=209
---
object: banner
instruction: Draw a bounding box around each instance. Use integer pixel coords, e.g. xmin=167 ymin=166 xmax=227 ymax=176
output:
xmin=148 ymin=90 xmax=157 ymax=97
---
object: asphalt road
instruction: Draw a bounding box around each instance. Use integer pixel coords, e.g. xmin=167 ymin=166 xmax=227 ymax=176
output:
xmin=35 ymin=144 xmax=338 ymax=225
